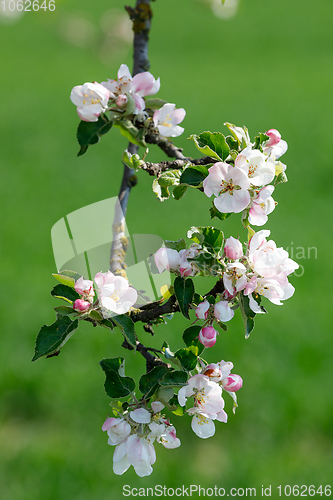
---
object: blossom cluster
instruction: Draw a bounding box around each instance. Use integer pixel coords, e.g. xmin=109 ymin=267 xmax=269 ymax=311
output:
xmin=178 ymin=359 xmax=242 ymax=438
xmin=73 ymin=270 xmax=137 ymax=316
xmin=154 ymin=243 xmax=203 ymax=278
xmin=203 ymin=127 xmax=287 ymax=225
xmin=102 ymin=402 xmax=180 ymax=477
xmin=70 ymin=64 xmax=185 ymax=137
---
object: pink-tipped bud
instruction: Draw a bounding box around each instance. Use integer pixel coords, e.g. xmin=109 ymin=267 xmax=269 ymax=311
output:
xmin=203 ymin=363 xmax=222 ymax=382
xmin=116 ymin=94 xmax=128 ymax=107
xmin=73 ymin=299 xmax=91 ymax=312
xmin=222 ymin=374 xmax=243 ymax=392
xmin=265 ymin=129 xmax=281 ymax=147
xmin=198 ymin=326 xmax=218 ymax=348
xmin=224 ymin=236 xmax=243 ymax=260
xmin=195 ymin=300 xmax=210 ymax=320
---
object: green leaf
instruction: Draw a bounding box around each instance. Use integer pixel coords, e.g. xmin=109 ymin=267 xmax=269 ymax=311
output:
xmin=139 ymin=365 xmax=170 ymax=398
xmin=114 ymin=121 xmax=146 ymax=147
xmin=174 ymin=276 xmax=195 ymax=319
xmin=238 ymin=292 xmax=256 ymax=339
xmin=189 ymin=131 xmax=230 ymax=161
xmin=225 ymin=135 xmax=239 ymax=152
xmin=100 ymin=318 xmax=116 ymax=329
xmin=172 ymin=184 xmax=188 ymax=200
xmin=54 ymin=305 xmax=75 ymax=316
xmin=164 ymin=239 xmax=187 ymax=252
xmin=159 ymin=370 xmax=188 ymax=387
xmin=179 ymin=164 xmax=210 ymax=187
xmin=183 ymin=324 xmax=203 ymax=346
xmin=112 ymin=315 xmax=136 ymax=349
xmin=158 ymin=169 xmax=181 ymax=187
xmin=155 ymin=386 xmax=174 ymax=405
xmin=99 ymin=357 xmax=136 ymax=399
xmin=275 ymin=169 xmax=288 ymax=185
xmin=174 ymin=347 xmax=198 ymax=372
xmin=152 ymin=178 xmax=170 ymax=201
xmin=209 ymin=204 xmax=232 ymax=222
xmin=77 ymin=114 xmax=113 ymax=156
xmin=51 ymin=284 xmax=80 ymax=304
xmin=89 ymin=309 xmax=104 ymax=322
xmin=32 ymin=315 xmax=79 ymax=361
xmin=189 ymin=252 xmax=224 ymax=277
xmin=187 ymin=226 xmax=224 ymax=254
xmin=253 ymin=132 xmax=269 ymax=150
xmin=144 ymin=98 xmax=168 ymax=109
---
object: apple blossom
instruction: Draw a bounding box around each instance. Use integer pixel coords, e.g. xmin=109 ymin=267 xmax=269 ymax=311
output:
xmin=248 ymin=185 xmax=276 ymax=226
xmin=179 ymin=244 xmax=202 ymax=277
xmin=203 ymin=162 xmax=250 ymax=214
xmin=148 ymin=421 xmax=181 ymax=449
xmin=75 ymin=276 xmax=94 ymax=302
xmin=265 ymin=129 xmax=281 ymax=147
xmin=236 ymin=147 xmax=276 ymax=187
xmin=70 ymin=82 xmax=110 ymax=122
xmin=73 ymin=299 xmax=91 ymax=313
xmin=130 ymin=408 xmax=151 ymax=424
xmin=202 ymin=363 xmax=223 ymax=382
xmin=195 ymin=300 xmax=210 ymax=320
xmin=101 ymin=63 xmax=160 ymax=115
xmin=95 ymin=271 xmax=137 ymax=316
xmin=102 ymin=417 xmax=131 ymax=445
xmin=223 ymin=262 xmax=247 ymax=295
xmin=153 ymin=103 xmax=186 ymax=137
xmin=199 ymin=326 xmax=218 ymax=348
xmin=263 ymin=129 xmax=288 ymax=159
xmin=224 ymin=236 xmax=243 ymax=260
xmin=154 ymin=247 xmax=181 ymax=273
xmin=221 ymin=374 xmax=243 ymax=392
xmin=113 ymin=434 xmax=156 ymax=477
xmin=178 ymin=374 xmax=227 ymax=438
xmin=214 ymin=300 xmax=234 ymax=322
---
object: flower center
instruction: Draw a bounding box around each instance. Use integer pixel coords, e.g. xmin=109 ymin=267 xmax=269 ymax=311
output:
xmin=82 ymin=92 xmax=102 ymax=106
xmin=161 ymin=114 xmax=172 ymax=128
xmin=248 ymin=164 xmax=257 ymax=176
xmin=220 ymin=179 xmax=234 ymax=195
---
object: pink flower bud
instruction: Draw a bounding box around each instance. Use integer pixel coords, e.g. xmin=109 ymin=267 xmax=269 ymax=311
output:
xmin=224 ymin=236 xmax=243 ymax=260
xmin=198 ymin=326 xmax=218 ymax=348
xmin=116 ymin=94 xmax=128 ymax=107
xmin=73 ymin=299 xmax=91 ymax=312
xmin=203 ymin=363 xmax=222 ymax=381
xmin=75 ymin=277 xmax=94 ymax=298
xmin=195 ymin=301 xmax=210 ymax=320
xmin=265 ymin=129 xmax=281 ymax=147
xmin=222 ymin=374 xmax=243 ymax=392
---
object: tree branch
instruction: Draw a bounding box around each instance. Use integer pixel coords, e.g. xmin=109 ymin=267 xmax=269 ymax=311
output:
xmin=110 ymin=0 xmax=153 ymax=275
xmin=122 ymin=339 xmax=171 ymax=371
xmin=145 ymin=131 xmax=186 ymax=159
xmin=139 ymin=156 xmax=216 ymax=176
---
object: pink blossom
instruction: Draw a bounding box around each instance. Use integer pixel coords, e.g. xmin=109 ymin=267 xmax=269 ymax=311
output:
xmin=73 ymin=299 xmax=91 ymax=312
xmin=263 ymin=130 xmax=288 ymax=159
xmin=203 ymin=163 xmax=250 ymax=214
xmin=154 ymin=247 xmax=181 ymax=273
xmin=148 ymin=421 xmax=181 ymax=449
xmin=203 ymin=363 xmax=223 ymax=382
xmin=102 ymin=417 xmax=131 ymax=445
xmin=224 ymin=236 xmax=243 ymax=260
xmin=153 ymin=103 xmax=186 ymax=137
xmin=95 ymin=271 xmax=137 ymax=316
xmin=75 ymin=276 xmax=94 ymax=302
xmin=214 ymin=300 xmax=234 ymax=322
xmin=248 ymin=185 xmax=276 ymax=226
xmin=221 ymin=374 xmax=243 ymax=392
xmin=113 ymin=434 xmax=156 ymax=477
xmin=265 ymin=129 xmax=281 ymax=147
xmin=199 ymin=326 xmax=218 ymax=348
xmin=70 ymin=82 xmax=110 ymax=122
xmin=195 ymin=300 xmax=210 ymax=320
xmin=223 ymin=262 xmax=247 ymax=295
xmin=179 ymin=244 xmax=201 ymax=277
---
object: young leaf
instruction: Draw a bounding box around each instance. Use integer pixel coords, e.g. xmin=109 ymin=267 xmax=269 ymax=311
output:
xmin=238 ymin=292 xmax=256 ymax=339
xmin=152 ymin=178 xmax=170 ymax=202
xmin=187 ymin=226 xmax=224 ymax=254
xmin=174 ymin=276 xmax=195 ymax=319
xmin=158 ymin=169 xmax=181 ymax=187
xmin=32 ymin=315 xmax=79 ymax=361
xmin=77 ymin=114 xmax=113 ymax=156
xmin=144 ymin=98 xmax=168 ymax=110
xmin=114 ymin=121 xmax=146 ymax=147
xmin=54 ymin=305 xmax=76 ymax=316
xmin=139 ymin=365 xmax=170 ymax=398
xmin=164 ymin=239 xmax=187 ymax=252
xmin=174 ymin=347 xmax=198 ymax=372
xmin=189 ymin=131 xmax=230 ymax=161
xmin=51 ymin=284 xmax=80 ymax=304
xmin=179 ymin=164 xmax=210 ymax=187
xmin=172 ymin=184 xmax=188 ymax=200
xmin=112 ymin=314 xmax=136 ymax=349
xmin=99 ymin=357 xmax=136 ymax=398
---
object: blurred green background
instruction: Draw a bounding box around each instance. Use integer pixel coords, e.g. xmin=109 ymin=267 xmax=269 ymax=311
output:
xmin=1 ymin=0 xmax=333 ymax=498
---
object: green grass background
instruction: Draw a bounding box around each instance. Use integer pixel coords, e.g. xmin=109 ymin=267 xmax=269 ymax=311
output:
xmin=1 ymin=0 xmax=333 ymax=498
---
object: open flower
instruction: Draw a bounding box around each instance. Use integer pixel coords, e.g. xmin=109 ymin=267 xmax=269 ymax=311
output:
xmin=154 ymin=247 xmax=181 ymax=273
xmin=112 ymin=434 xmax=156 ymax=477
xmin=101 ymin=64 xmax=160 ymax=115
xmin=248 ymin=185 xmax=276 ymax=226
xmin=70 ymin=82 xmax=110 ymax=122
xmin=102 ymin=417 xmax=131 ymax=445
xmin=95 ymin=271 xmax=137 ymax=316
xmin=203 ymin=163 xmax=250 ymax=213
xmin=223 ymin=262 xmax=247 ymax=295
xmin=153 ymin=103 xmax=186 ymax=137
xmin=236 ymin=147 xmax=276 ymax=187
xmin=75 ymin=276 xmax=94 ymax=302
